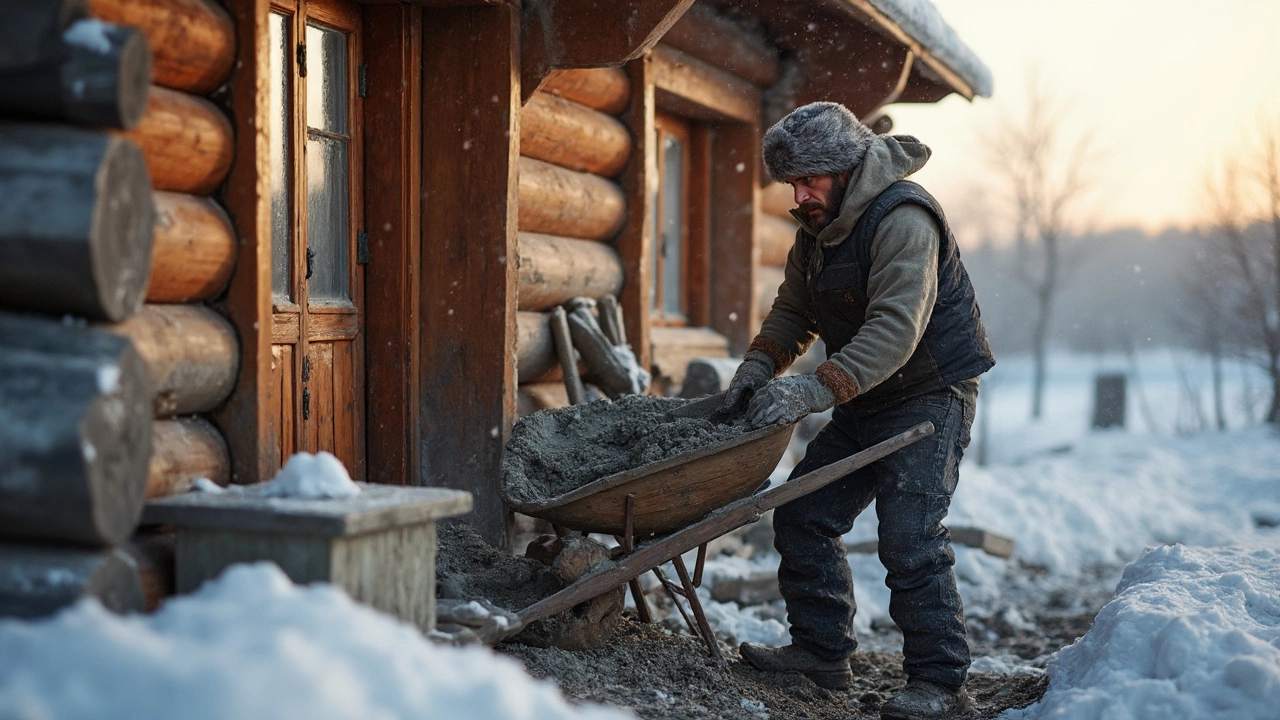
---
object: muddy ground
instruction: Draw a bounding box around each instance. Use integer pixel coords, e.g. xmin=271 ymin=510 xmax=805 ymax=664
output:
xmin=501 ymin=613 xmax=1067 ymax=719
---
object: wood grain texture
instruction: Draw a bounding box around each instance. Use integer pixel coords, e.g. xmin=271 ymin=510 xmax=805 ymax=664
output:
xmin=121 ymin=85 xmax=233 ymax=195
xmin=615 ymin=57 xmax=656 ymax=371
xmin=420 ymin=3 xmax=520 ymax=548
xmin=362 ymin=3 xmax=420 ymax=486
xmin=146 ymin=416 xmax=230 ymax=498
xmin=708 ymin=122 xmax=759 ymax=356
xmin=521 ymin=91 xmax=631 ymax=177
xmin=0 ymin=125 xmax=153 ymax=323
xmin=516 ymin=310 xmax=557 ymax=383
xmin=0 ymin=314 xmax=151 ymax=548
xmin=88 ymin=0 xmax=235 ymax=95
xmin=757 ymin=212 xmax=798 ymax=267
xmin=517 ymin=232 xmax=623 ymax=311
xmin=660 ymin=2 xmax=780 ymax=88
xmin=517 ymin=156 xmax=625 ymax=240
xmin=108 ymin=304 xmax=239 ymax=417
xmin=212 ymin=0 xmax=274 ymax=485
xmin=146 ymin=191 xmax=235 ymax=303
xmin=650 ymin=44 xmax=759 ymax=124
xmin=542 ymin=68 xmax=630 ymax=115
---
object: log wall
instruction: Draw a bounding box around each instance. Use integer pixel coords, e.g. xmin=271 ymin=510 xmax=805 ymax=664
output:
xmin=755 ymin=183 xmax=800 ymax=332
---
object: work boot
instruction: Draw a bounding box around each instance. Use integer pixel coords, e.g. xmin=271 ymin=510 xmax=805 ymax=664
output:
xmin=880 ymin=679 xmax=974 ymax=720
xmin=738 ymin=643 xmax=853 ymax=690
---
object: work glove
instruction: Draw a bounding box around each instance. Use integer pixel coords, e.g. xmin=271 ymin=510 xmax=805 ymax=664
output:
xmin=719 ymin=351 xmax=775 ymax=415
xmin=746 ymin=374 xmax=836 ymax=427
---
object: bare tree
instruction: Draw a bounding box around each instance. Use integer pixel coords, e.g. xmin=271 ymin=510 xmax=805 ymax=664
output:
xmin=983 ymin=77 xmax=1098 ymax=419
xmin=1197 ymin=118 xmax=1280 ymax=423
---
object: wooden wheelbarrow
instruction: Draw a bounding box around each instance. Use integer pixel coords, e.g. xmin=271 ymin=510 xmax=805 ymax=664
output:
xmin=500 ymin=413 xmax=935 ymax=660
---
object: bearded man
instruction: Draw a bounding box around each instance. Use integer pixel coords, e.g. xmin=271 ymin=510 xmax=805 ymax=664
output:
xmin=724 ymin=102 xmax=994 ymax=720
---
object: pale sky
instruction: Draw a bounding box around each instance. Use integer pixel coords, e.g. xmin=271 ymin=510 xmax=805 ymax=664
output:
xmin=886 ymin=0 xmax=1280 ymax=240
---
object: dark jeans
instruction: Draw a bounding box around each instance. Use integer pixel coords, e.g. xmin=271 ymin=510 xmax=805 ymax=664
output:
xmin=774 ymin=381 xmax=977 ymax=689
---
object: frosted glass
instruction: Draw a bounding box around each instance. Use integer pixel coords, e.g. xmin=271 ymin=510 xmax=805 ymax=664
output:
xmin=660 ymin=134 xmax=685 ymax=316
xmin=269 ymin=12 xmax=292 ymax=303
xmin=306 ymin=134 xmax=350 ymax=303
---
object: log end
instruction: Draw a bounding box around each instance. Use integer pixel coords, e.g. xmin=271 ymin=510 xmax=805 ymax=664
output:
xmin=91 ymin=137 xmax=155 ymax=322
xmin=83 ymin=338 xmax=153 ymax=545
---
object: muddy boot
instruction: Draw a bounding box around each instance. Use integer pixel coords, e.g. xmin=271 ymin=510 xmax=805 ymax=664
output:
xmin=880 ymin=679 xmax=974 ymax=720
xmin=738 ymin=643 xmax=853 ymax=690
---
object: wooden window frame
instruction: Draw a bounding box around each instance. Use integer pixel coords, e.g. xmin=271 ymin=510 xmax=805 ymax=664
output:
xmin=651 ymin=112 xmax=693 ymax=327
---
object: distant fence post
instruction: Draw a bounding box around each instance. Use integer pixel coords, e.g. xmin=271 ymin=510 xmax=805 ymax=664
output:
xmin=1092 ymin=373 xmax=1127 ymax=429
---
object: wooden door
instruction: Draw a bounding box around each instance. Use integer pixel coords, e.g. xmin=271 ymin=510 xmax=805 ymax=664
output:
xmin=267 ymin=0 xmax=365 ymax=479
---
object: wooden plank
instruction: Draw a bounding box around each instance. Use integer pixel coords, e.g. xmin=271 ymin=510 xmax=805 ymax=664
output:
xmin=363 ymin=2 xmax=420 ymax=487
xmin=650 ymin=45 xmax=759 ymax=125
xmin=517 ymin=422 xmax=935 ymax=626
xmin=708 ymin=121 xmax=760 ymax=356
xmin=660 ymin=2 xmax=780 ymax=88
xmin=88 ymin=0 xmax=235 ymax=95
xmin=758 ymin=212 xmax=798 ymax=267
xmin=333 ymin=341 xmax=356 ymax=474
xmin=518 ymin=232 xmax=624 ymax=311
xmin=275 ymin=344 xmax=295 ymax=466
xmin=0 ymin=124 xmax=153 ymax=323
xmin=517 ymin=156 xmax=625 ymax=240
xmin=520 ymin=0 xmax=694 ymax=102
xmin=0 ymin=313 xmax=151 ymax=547
xmin=120 ymin=85 xmax=234 ymax=194
xmin=265 ymin=344 xmax=286 ymax=473
xmin=108 ymin=304 xmax=239 ymax=417
xmin=272 ymin=313 xmax=300 ymax=344
xmin=542 ymin=68 xmax=630 ymax=115
xmin=146 ymin=416 xmax=230 ymax=498
xmin=147 ymin=191 xmax=236 ymax=303
xmin=213 ymin=0 xmax=273 ymax=487
xmin=685 ymin=125 xmax=712 ymax=328
xmin=306 ymin=312 xmax=360 ymax=342
xmin=420 ymin=3 xmax=520 ymax=548
xmin=615 ymin=57 xmax=655 ymax=371
xmin=521 ymin=91 xmax=631 ymax=177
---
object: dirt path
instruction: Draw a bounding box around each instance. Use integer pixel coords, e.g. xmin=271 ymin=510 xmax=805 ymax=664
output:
xmin=502 ymin=618 xmax=1054 ymax=719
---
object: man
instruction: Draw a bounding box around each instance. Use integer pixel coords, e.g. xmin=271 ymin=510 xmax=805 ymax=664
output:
xmin=724 ymin=102 xmax=994 ymax=720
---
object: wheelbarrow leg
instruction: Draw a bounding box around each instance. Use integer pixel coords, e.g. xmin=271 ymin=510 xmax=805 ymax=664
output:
xmin=673 ymin=554 xmax=723 ymax=663
xmin=653 ymin=565 xmax=699 ymax=636
xmin=628 ymin=577 xmax=652 ymax=623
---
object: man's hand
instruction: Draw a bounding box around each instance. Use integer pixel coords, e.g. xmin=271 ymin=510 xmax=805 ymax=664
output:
xmin=719 ymin=351 xmax=775 ymax=414
xmin=746 ymin=374 xmax=836 ymax=427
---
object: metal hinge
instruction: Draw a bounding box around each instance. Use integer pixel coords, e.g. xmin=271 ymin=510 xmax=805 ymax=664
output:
xmin=358 ymin=64 xmax=367 ymax=98
xmin=297 ymin=43 xmax=307 ymax=77
xmin=302 ymin=387 xmax=311 ymax=420
xmin=357 ymin=230 xmax=369 ymax=265
xmin=301 ymin=356 xmax=311 ymax=383
xmin=305 ymin=247 xmax=315 ymax=279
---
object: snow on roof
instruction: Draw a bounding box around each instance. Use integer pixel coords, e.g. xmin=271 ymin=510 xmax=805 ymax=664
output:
xmin=865 ymin=0 xmax=994 ymax=97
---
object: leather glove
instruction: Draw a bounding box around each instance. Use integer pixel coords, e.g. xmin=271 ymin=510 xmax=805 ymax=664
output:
xmin=719 ymin=351 xmax=775 ymax=414
xmin=746 ymin=374 xmax=836 ymax=427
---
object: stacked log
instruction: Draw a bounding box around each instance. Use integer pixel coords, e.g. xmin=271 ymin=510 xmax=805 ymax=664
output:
xmin=0 ymin=0 xmax=238 ymax=618
xmin=516 ymin=69 xmax=634 ymax=411
xmin=756 ymin=182 xmax=800 ymax=322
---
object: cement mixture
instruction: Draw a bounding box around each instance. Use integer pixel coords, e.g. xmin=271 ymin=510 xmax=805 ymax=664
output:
xmin=503 ymin=395 xmax=750 ymax=505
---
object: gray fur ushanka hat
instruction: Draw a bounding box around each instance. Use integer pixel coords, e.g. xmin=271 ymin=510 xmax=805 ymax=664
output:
xmin=762 ymin=102 xmax=876 ymax=182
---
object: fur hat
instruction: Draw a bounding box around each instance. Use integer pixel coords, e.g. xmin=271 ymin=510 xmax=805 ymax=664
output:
xmin=762 ymin=102 xmax=876 ymax=182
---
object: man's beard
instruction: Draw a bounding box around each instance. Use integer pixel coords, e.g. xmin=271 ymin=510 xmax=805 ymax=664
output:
xmin=798 ymin=177 xmax=848 ymax=232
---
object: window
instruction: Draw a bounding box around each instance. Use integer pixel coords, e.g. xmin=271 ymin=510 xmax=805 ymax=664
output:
xmin=651 ymin=113 xmax=692 ymax=325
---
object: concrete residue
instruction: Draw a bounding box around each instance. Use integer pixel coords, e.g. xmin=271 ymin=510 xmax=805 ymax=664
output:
xmin=503 ymin=395 xmax=749 ymax=505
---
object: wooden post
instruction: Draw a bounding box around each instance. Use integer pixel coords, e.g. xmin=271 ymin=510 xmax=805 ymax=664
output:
xmin=0 ymin=124 xmax=153 ymax=323
xmin=616 ymin=57 xmax=656 ymax=371
xmin=0 ymin=20 xmax=152 ymax=129
xmin=0 ymin=313 xmax=151 ymax=547
xmin=0 ymin=544 xmax=144 ymax=618
xmin=709 ymin=122 xmax=760 ymax=355
xmin=420 ymin=3 xmax=520 ymax=548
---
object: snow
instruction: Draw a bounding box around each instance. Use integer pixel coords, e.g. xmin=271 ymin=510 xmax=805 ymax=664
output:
xmin=1007 ymin=544 xmax=1280 ymax=720
xmin=0 ymin=563 xmax=631 ymax=720
xmin=258 ymin=451 xmax=361 ymax=499
xmin=867 ymin=0 xmax=994 ymax=97
xmin=62 ymin=19 xmax=113 ymax=55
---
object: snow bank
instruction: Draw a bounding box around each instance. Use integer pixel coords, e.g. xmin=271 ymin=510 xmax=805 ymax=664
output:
xmin=259 ymin=451 xmax=361 ymax=499
xmin=0 ymin=563 xmax=631 ymax=720
xmin=1007 ymin=544 xmax=1280 ymax=720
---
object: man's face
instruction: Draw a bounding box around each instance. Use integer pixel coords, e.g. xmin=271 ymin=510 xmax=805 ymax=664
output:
xmin=788 ymin=173 xmax=849 ymax=232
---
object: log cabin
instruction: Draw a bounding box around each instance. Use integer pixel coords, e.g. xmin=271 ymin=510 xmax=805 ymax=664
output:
xmin=0 ymin=0 xmax=991 ymax=597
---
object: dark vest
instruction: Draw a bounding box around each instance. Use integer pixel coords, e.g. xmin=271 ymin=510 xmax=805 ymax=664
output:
xmin=803 ymin=180 xmax=994 ymax=415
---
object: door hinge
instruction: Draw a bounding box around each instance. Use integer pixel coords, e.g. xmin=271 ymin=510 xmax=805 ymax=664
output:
xmin=297 ymin=43 xmax=307 ymax=77
xmin=305 ymin=246 xmax=315 ymax=279
xmin=301 ymin=356 xmax=311 ymax=383
xmin=302 ymin=387 xmax=311 ymax=420
xmin=358 ymin=64 xmax=367 ymax=98
xmin=357 ymin=230 xmax=369 ymax=265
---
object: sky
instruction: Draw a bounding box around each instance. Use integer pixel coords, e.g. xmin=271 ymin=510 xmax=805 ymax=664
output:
xmin=886 ymin=0 xmax=1280 ymax=240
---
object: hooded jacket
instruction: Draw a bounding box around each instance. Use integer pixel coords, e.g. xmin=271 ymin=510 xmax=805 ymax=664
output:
xmin=750 ymin=135 xmax=994 ymax=412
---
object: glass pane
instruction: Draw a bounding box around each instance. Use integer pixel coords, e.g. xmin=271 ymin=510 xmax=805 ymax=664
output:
xmin=305 ymin=23 xmax=348 ymax=135
xmin=306 ymin=134 xmax=350 ymax=303
xmin=269 ymin=12 xmax=291 ymax=303
xmin=649 ymin=150 xmax=661 ymax=313
xmin=660 ymin=134 xmax=685 ymax=316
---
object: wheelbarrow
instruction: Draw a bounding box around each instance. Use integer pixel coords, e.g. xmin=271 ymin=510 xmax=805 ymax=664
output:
xmin=500 ymin=401 xmax=935 ymax=660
